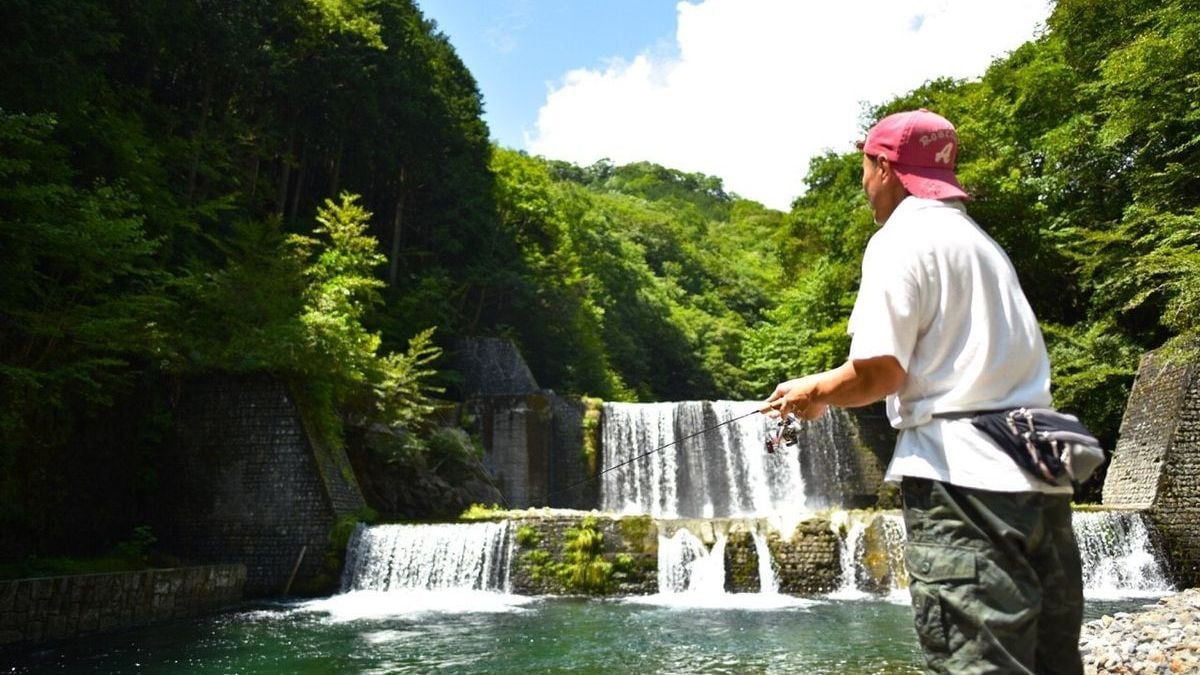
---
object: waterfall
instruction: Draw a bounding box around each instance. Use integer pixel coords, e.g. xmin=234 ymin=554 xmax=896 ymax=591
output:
xmin=341 ymin=522 xmax=514 ymax=592
xmin=752 ymin=531 xmax=779 ymax=594
xmin=829 ymin=511 xmax=908 ymax=599
xmin=658 ymin=529 xmax=727 ymax=595
xmin=1074 ymin=510 xmax=1174 ymax=597
xmin=795 ymin=412 xmax=865 ymax=509
xmin=831 ymin=514 xmax=868 ymax=599
xmin=601 ymin=401 xmax=806 ymax=517
xmin=826 ymin=509 xmax=1174 ymax=600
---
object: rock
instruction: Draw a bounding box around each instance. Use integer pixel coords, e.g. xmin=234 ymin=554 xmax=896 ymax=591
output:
xmin=1082 ymin=589 xmax=1200 ymax=674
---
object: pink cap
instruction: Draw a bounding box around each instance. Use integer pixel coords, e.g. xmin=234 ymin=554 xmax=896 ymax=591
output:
xmin=857 ymin=109 xmax=969 ymax=201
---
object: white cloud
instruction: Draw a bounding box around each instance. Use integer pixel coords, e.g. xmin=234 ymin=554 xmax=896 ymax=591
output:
xmin=525 ymin=0 xmax=1052 ymax=210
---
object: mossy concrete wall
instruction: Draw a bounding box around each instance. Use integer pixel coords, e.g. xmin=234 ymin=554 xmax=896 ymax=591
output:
xmin=0 ymin=564 xmax=244 ymax=649
xmin=466 ymin=394 xmax=592 ymax=510
xmin=1103 ymin=351 xmax=1200 ymax=587
xmin=502 ymin=513 xmax=842 ymax=596
xmin=507 ymin=514 xmax=658 ymax=595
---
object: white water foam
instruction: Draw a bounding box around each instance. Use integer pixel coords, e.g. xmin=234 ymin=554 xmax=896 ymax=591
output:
xmin=628 ymin=527 xmax=813 ymax=610
xmin=341 ymin=521 xmax=514 ymax=593
xmin=753 ymin=531 xmax=779 ymax=595
xmin=624 ymin=591 xmax=818 ymax=610
xmin=308 ymin=521 xmax=528 ymax=621
xmin=1074 ymin=510 xmax=1174 ymax=599
xmin=298 ymin=589 xmax=533 ymax=622
xmin=825 ymin=508 xmax=1175 ymax=602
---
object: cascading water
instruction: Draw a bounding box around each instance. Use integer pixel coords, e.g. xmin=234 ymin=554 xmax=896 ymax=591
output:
xmin=599 ymin=400 xmax=1175 ymax=605
xmin=826 ymin=509 xmax=1174 ymax=600
xmin=829 ymin=511 xmax=908 ymax=600
xmin=341 ymin=521 xmax=514 ymax=592
xmin=646 ymin=524 xmax=802 ymax=610
xmin=600 ymin=401 xmax=806 ymax=518
xmin=1074 ymin=510 xmax=1174 ymax=598
xmin=752 ymin=531 xmax=779 ymax=594
xmin=657 ymin=529 xmax=727 ymax=595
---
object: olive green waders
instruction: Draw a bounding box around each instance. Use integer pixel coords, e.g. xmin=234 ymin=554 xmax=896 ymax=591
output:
xmin=901 ymin=477 xmax=1084 ymax=675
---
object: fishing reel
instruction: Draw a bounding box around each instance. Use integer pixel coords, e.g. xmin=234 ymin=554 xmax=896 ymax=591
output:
xmin=765 ymin=414 xmax=801 ymax=454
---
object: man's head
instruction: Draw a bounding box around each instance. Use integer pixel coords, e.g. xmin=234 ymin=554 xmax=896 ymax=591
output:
xmin=858 ymin=108 xmax=968 ymax=223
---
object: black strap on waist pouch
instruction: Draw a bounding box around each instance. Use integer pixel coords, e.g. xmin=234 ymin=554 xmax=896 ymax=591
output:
xmin=969 ymin=408 xmax=1106 ymax=485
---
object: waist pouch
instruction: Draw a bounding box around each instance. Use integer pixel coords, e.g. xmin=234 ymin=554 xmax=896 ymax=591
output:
xmin=969 ymin=408 xmax=1106 ymax=485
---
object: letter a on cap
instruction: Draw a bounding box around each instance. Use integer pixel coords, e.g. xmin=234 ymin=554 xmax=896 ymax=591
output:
xmin=934 ymin=142 xmax=953 ymax=165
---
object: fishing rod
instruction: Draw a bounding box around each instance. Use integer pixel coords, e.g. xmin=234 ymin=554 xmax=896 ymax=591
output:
xmin=544 ymin=408 xmax=801 ymax=503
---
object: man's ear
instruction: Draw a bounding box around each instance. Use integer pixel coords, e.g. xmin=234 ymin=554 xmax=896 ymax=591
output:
xmin=876 ymin=156 xmax=894 ymax=182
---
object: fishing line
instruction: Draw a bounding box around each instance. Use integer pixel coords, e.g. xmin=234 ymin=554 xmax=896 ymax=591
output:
xmin=545 ymin=407 xmax=765 ymax=503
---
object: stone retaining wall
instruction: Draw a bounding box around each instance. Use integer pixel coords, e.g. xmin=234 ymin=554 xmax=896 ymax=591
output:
xmin=1103 ymin=351 xmax=1200 ymax=586
xmin=502 ymin=513 xmax=841 ymax=596
xmin=0 ymin=565 xmax=245 ymax=648
xmin=769 ymin=518 xmax=842 ymax=595
xmin=508 ymin=514 xmax=658 ymax=595
xmin=155 ymin=375 xmax=366 ymax=597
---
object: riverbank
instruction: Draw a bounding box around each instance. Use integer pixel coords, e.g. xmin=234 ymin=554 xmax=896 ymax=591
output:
xmin=1081 ymin=588 xmax=1200 ymax=674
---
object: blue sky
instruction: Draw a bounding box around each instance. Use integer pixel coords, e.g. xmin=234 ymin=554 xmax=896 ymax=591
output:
xmin=417 ymin=0 xmax=681 ymax=150
xmin=416 ymin=1 xmax=1053 ymax=210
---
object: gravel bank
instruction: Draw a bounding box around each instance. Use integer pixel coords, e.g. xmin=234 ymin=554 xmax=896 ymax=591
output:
xmin=1081 ymin=588 xmax=1200 ymax=674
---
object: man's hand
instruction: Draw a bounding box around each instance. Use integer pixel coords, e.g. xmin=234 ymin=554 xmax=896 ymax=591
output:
xmin=760 ymin=356 xmax=905 ymax=421
xmin=762 ymin=375 xmax=829 ymax=420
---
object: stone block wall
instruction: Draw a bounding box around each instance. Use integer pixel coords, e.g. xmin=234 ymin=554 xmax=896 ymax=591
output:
xmin=156 ymin=375 xmax=366 ymax=596
xmin=455 ymin=338 xmax=539 ymax=397
xmin=507 ymin=514 xmax=658 ymax=596
xmin=503 ymin=513 xmax=841 ymax=597
xmin=724 ymin=531 xmax=763 ymax=593
xmin=769 ymin=517 xmax=842 ymax=595
xmin=1103 ymin=351 xmax=1200 ymax=587
xmin=0 ymin=565 xmax=244 ymax=648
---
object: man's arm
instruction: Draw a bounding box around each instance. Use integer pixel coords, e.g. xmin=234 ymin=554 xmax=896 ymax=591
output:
xmin=762 ymin=355 xmax=905 ymax=420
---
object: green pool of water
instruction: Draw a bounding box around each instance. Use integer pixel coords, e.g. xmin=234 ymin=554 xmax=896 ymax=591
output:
xmin=7 ymin=593 xmax=1153 ymax=674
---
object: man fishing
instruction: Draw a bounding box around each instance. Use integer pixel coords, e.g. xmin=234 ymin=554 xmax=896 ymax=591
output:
xmin=763 ymin=109 xmax=1084 ymax=674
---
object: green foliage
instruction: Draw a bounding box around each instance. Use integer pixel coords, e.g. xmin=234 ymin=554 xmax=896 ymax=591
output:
xmin=490 ymin=148 xmax=784 ymax=401
xmin=515 ymin=525 xmax=541 ymax=548
xmin=459 ymin=503 xmax=507 ymax=520
xmin=0 ymin=524 xmax=174 ymax=580
xmin=305 ymin=0 xmax=385 ymax=48
xmin=5 ymin=0 xmax=1200 ymax=554
xmin=557 ymin=515 xmax=613 ymax=594
xmin=428 ymin=427 xmax=482 ymax=465
xmin=1043 ymin=321 xmax=1140 ymax=448
xmin=0 ymin=110 xmax=169 ymax=437
xmin=580 ymin=397 xmax=603 ymax=475
xmin=747 ymin=0 xmax=1200 ymax=447
xmin=115 ymin=526 xmax=158 ymax=562
xmin=520 ymin=549 xmax=554 ymax=581
xmin=741 ymin=260 xmax=856 ymax=394
xmin=617 ymin=515 xmax=656 ymax=555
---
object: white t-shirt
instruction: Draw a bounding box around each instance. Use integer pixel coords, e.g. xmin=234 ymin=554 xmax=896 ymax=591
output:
xmin=847 ymin=196 xmax=1070 ymax=493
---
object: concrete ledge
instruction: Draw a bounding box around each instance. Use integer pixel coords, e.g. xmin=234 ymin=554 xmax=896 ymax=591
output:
xmin=0 ymin=564 xmax=246 ymax=648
